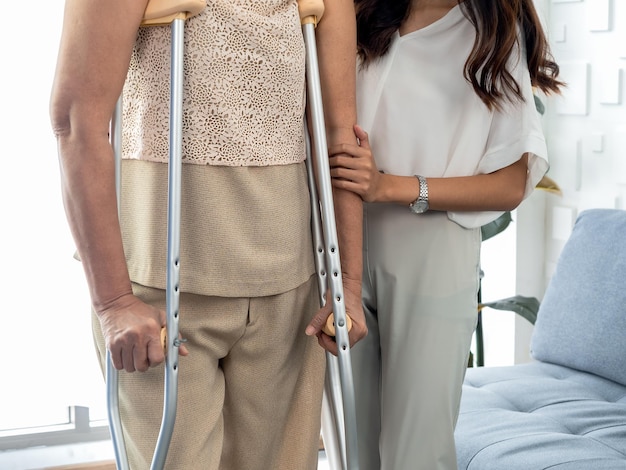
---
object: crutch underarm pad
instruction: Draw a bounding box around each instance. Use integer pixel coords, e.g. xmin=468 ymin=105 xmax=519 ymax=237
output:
xmin=298 ymin=0 xmax=324 ymax=25
xmin=141 ymin=0 xmax=205 ymax=26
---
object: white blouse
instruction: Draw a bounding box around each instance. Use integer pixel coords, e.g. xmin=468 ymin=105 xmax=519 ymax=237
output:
xmin=356 ymin=5 xmax=549 ymax=228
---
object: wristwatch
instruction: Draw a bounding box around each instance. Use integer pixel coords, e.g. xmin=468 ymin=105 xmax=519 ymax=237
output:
xmin=409 ymin=175 xmax=429 ymax=214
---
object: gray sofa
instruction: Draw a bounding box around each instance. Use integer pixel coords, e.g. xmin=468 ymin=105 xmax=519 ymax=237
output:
xmin=455 ymin=208 xmax=626 ymax=469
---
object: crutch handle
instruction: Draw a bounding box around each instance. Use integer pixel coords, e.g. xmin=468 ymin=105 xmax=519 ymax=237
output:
xmin=298 ymin=0 xmax=324 ymax=26
xmin=142 ymin=0 xmax=205 ymax=26
xmin=322 ymin=314 xmax=353 ymax=337
xmin=160 ymin=327 xmax=168 ymax=351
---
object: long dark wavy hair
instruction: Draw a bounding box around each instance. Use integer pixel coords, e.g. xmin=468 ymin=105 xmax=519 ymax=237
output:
xmin=355 ymin=0 xmax=564 ymax=110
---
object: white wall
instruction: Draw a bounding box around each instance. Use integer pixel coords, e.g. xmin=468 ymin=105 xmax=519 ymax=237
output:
xmin=514 ymin=0 xmax=626 ymax=363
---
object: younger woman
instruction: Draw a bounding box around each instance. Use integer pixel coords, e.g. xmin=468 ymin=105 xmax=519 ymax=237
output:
xmin=329 ymin=1 xmax=563 ymax=468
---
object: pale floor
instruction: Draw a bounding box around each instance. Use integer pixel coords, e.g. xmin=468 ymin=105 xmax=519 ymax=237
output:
xmin=0 ymin=441 xmax=331 ymax=470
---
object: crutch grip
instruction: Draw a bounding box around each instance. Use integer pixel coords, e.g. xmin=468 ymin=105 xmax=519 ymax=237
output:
xmin=322 ymin=313 xmax=353 ymax=337
xmin=142 ymin=0 xmax=206 ymax=26
xmin=298 ymin=0 xmax=324 ymax=26
xmin=160 ymin=327 xmax=168 ymax=351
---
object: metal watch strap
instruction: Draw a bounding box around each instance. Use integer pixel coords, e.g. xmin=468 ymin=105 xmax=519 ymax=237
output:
xmin=409 ymin=175 xmax=429 ymax=213
xmin=417 ymin=175 xmax=428 ymax=203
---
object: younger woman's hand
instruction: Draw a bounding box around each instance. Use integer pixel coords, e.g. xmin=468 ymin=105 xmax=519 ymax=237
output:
xmin=329 ymin=125 xmax=383 ymax=202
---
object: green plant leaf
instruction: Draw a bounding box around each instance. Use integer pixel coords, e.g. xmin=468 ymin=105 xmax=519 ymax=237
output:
xmin=478 ymin=295 xmax=540 ymax=325
xmin=480 ymin=211 xmax=512 ymax=242
xmin=534 ymin=94 xmax=545 ymax=115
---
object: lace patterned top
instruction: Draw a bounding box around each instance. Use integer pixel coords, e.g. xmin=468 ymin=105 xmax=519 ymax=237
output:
xmin=122 ymin=0 xmax=306 ymax=166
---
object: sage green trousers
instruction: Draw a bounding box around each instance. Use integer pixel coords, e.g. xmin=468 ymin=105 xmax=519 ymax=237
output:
xmin=352 ymin=204 xmax=480 ymax=470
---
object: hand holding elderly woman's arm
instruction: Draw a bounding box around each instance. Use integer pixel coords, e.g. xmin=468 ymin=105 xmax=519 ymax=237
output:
xmin=330 ymin=125 xmax=529 ymax=212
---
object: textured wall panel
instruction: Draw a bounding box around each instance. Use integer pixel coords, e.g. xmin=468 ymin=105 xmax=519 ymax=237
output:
xmin=587 ymin=0 xmax=611 ymax=31
xmin=599 ymin=66 xmax=622 ymax=104
xmin=591 ymin=132 xmax=605 ymax=153
xmin=547 ymin=138 xmax=582 ymax=190
xmin=553 ymin=22 xmax=567 ymax=42
xmin=551 ymin=206 xmax=577 ymax=240
xmin=577 ymin=191 xmax=620 ymax=211
xmin=614 ymin=129 xmax=626 ymax=184
xmin=555 ymin=62 xmax=590 ymax=115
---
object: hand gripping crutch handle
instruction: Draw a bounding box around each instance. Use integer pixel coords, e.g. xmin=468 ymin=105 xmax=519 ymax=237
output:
xmin=322 ymin=313 xmax=353 ymax=337
xmin=299 ymin=2 xmax=360 ymax=469
xmin=107 ymin=1 xmax=204 ymax=469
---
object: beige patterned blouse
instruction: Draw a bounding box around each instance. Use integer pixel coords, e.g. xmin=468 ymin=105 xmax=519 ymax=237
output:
xmin=122 ymin=0 xmax=306 ymax=166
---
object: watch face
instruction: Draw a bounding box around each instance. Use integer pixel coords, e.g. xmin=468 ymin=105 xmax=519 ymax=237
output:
xmin=410 ymin=200 xmax=429 ymax=214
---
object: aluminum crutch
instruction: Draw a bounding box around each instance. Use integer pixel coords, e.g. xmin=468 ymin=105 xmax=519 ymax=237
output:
xmin=305 ymin=124 xmax=354 ymax=470
xmin=305 ymin=132 xmax=350 ymax=470
xmin=107 ymin=1 xmax=204 ymax=469
xmin=299 ymin=2 xmax=359 ymax=469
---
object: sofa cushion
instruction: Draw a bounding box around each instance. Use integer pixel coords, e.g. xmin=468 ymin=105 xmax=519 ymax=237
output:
xmin=530 ymin=209 xmax=626 ymax=386
xmin=455 ymin=362 xmax=626 ymax=469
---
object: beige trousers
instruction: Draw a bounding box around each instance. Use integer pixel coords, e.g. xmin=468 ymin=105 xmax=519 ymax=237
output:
xmin=92 ymin=276 xmax=325 ymax=470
